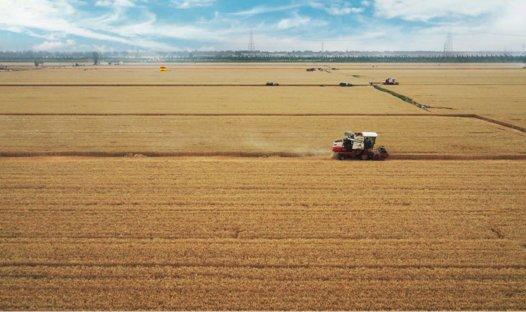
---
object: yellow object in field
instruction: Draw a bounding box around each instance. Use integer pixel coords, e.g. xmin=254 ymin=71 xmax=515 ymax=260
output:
xmin=160 ymin=66 xmax=167 ymax=72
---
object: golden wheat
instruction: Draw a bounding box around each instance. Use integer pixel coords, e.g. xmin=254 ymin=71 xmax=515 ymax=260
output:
xmin=0 ymin=64 xmax=525 ymax=310
xmin=0 ymin=158 xmax=525 ymax=310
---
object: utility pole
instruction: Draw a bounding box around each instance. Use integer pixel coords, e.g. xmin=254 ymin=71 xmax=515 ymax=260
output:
xmin=248 ymin=29 xmax=255 ymax=52
xmin=443 ymin=32 xmax=453 ymax=56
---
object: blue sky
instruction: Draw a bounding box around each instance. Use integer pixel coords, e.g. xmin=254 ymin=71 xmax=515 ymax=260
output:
xmin=0 ymin=0 xmax=525 ymax=52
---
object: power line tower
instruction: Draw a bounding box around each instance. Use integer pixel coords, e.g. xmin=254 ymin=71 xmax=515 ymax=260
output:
xmin=443 ymin=32 xmax=453 ymax=56
xmin=248 ymin=29 xmax=255 ymax=52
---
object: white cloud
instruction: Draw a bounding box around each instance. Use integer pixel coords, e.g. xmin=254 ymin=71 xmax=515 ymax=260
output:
xmin=491 ymin=1 xmax=526 ymax=35
xmin=0 ymin=0 xmax=180 ymax=50
xmin=95 ymin=0 xmax=136 ymax=8
xmin=114 ymin=21 xmax=223 ymax=41
xmin=33 ymin=39 xmax=75 ymax=51
xmin=367 ymin=0 xmax=526 ymax=51
xmin=172 ymin=0 xmax=215 ymax=9
xmin=277 ymin=14 xmax=311 ymax=30
xmin=0 ymin=1 xmax=93 ymax=38
xmin=230 ymin=4 xmax=301 ymax=17
xmin=373 ymin=0 xmax=506 ymax=21
xmin=325 ymin=6 xmax=363 ymax=15
xmin=309 ymin=0 xmax=364 ymax=16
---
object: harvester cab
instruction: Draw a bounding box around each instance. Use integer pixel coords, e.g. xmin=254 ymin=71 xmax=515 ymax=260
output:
xmin=332 ymin=131 xmax=388 ymax=160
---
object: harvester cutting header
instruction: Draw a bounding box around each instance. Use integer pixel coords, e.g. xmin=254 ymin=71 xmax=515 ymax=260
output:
xmin=332 ymin=131 xmax=389 ymax=160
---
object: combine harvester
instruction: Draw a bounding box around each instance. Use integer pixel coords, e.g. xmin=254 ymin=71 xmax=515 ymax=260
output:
xmin=332 ymin=131 xmax=389 ymax=160
xmin=383 ymin=77 xmax=399 ymax=85
xmin=369 ymin=77 xmax=399 ymax=85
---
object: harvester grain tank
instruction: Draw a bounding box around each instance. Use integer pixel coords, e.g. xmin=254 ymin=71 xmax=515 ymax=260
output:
xmin=332 ymin=131 xmax=388 ymax=160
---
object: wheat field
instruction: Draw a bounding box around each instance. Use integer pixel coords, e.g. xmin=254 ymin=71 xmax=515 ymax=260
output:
xmin=0 ymin=64 xmax=525 ymax=310
xmin=0 ymin=86 xmax=415 ymax=114
xmin=1 ymin=158 xmax=525 ymax=310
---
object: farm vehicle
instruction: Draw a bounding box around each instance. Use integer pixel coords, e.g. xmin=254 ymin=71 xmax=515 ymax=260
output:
xmin=369 ymin=77 xmax=400 ymax=85
xmin=332 ymin=131 xmax=389 ymax=160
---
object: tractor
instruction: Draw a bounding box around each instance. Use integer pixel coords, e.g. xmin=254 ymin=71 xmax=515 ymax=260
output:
xmin=332 ymin=131 xmax=389 ymax=160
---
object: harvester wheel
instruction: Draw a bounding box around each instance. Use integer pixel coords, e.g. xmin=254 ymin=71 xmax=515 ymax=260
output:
xmin=377 ymin=146 xmax=389 ymax=160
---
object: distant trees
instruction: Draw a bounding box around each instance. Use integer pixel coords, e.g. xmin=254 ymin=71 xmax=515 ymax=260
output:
xmin=0 ymin=50 xmax=524 ymax=63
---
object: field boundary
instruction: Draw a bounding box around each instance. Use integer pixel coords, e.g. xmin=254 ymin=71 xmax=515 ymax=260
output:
xmin=386 ymin=83 xmax=526 ymax=86
xmin=1 ymin=151 xmax=525 ymax=160
xmin=0 ymin=113 xmax=461 ymax=116
xmin=471 ymin=115 xmax=526 ymax=132
xmin=0 ymin=83 xmax=371 ymax=87
xmin=372 ymin=84 xmax=430 ymax=111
